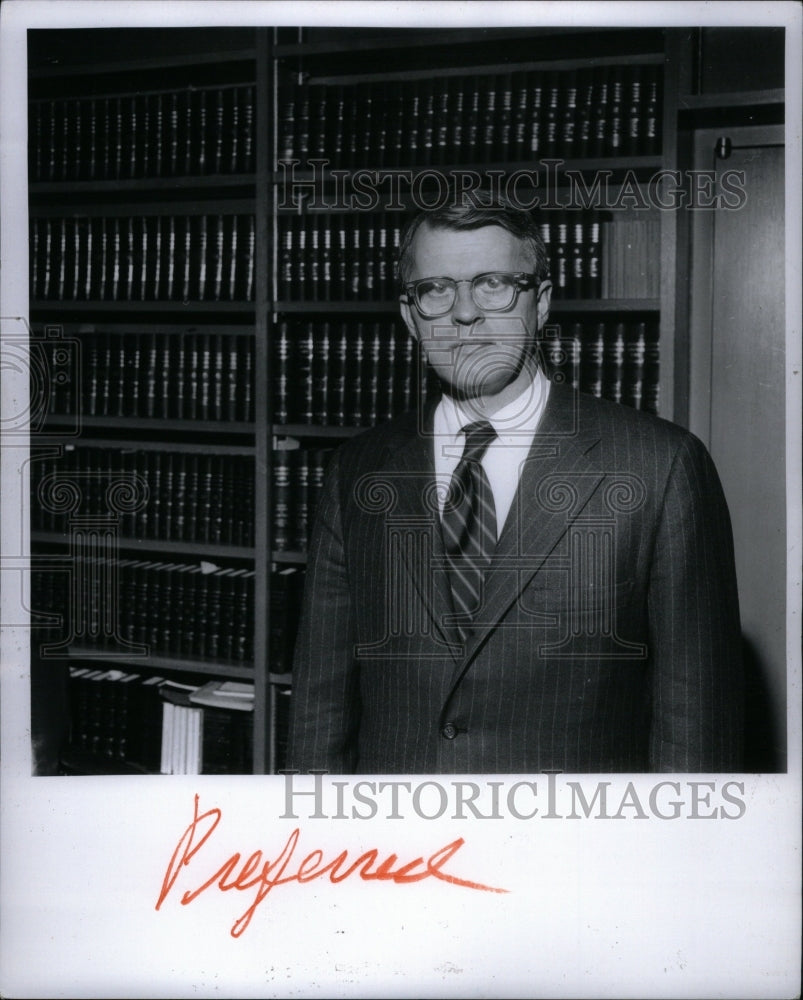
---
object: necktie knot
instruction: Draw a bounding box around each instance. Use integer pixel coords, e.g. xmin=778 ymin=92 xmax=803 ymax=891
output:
xmin=460 ymin=420 xmax=496 ymax=464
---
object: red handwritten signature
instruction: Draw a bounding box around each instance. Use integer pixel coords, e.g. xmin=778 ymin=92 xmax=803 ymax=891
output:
xmin=156 ymin=794 xmax=508 ymax=937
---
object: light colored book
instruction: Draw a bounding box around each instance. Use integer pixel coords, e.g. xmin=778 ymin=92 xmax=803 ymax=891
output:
xmin=189 ymin=680 xmax=254 ymax=712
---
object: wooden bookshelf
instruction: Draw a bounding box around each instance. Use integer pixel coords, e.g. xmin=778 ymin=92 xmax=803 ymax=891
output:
xmin=29 ymin=25 xmax=780 ymax=776
xmin=28 ymin=28 xmax=265 ymax=776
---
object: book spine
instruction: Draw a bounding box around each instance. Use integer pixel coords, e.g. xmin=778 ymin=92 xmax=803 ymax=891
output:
xmin=576 ymin=69 xmax=594 ymax=158
xmin=591 ymin=67 xmax=609 ymax=158
xmin=228 ymin=215 xmax=239 ymax=301
xmin=182 ymin=215 xmax=192 ymax=302
xmin=348 ymin=323 xmax=365 ymax=426
xmin=603 ymin=321 xmax=625 ymax=403
xmin=246 ymin=215 xmax=255 ymax=301
xmin=298 ymin=321 xmax=315 ymax=424
xmin=642 ymin=321 xmax=660 ymax=414
xmin=242 ymin=336 xmax=253 ymax=423
xmin=227 ymin=335 xmax=241 ymax=422
xmin=569 ymin=217 xmax=584 ymax=299
xmin=294 ymin=450 xmax=310 ymax=552
xmin=72 ymin=99 xmax=84 ymax=181
xmin=197 ymin=88 xmax=207 ymax=174
xmin=608 ymin=66 xmax=624 ymax=156
xmin=154 ymin=93 xmax=164 ymax=178
xmin=142 ymin=333 xmax=159 ymax=418
xmin=313 ymin=322 xmax=330 ymax=424
xmin=229 ymin=86 xmax=240 ymax=172
xmin=581 ymin=322 xmax=605 ymax=398
xmin=272 ymin=449 xmax=291 ymax=551
xmin=543 ymin=71 xmax=560 ymax=157
xmin=374 ymin=82 xmax=388 ymax=168
xmin=125 ymin=217 xmax=135 ymax=301
xmin=625 ymin=66 xmax=643 ymax=156
xmin=584 ymin=212 xmax=602 ymax=299
xmin=382 ymin=323 xmax=397 ymax=421
xmin=528 ymin=72 xmax=543 ymax=159
xmin=166 ymin=216 xmax=175 ymax=300
xmin=366 ymin=323 xmax=381 ymax=427
xmin=138 ymin=217 xmax=148 ymax=300
xmin=128 ymin=95 xmax=137 ymax=179
xmin=199 ymin=333 xmax=211 ymax=421
xmin=159 ymin=338 xmax=172 ymax=419
xmin=213 ymin=214 xmax=225 ymax=301
xmin=214 ymin=88 xmax=225 ymax=173
xmin=113 ymin=341 xmax=126 ymax=417
xmin=31 ymin=220 xmax=40 ymax=300
xmin=185 ymin=455 xmax=199 ymax=540
xmin=60 ymin=99 xmax=70 ymax=180
xmin=562 ymin=71 xmax=578 ymax=159
xmin=212 ymin=333 xmax=224 ymax=421
xmin=331 ymin=324 xmax=348 ymax=426
xmin=623 ymin=321 xmax=646 ymax=409
xmin=498 ymin=73 xmax=513 ymax=161
xmin=198 ymin=214 xmax=207 ymax=301
xmin=140 ymin=93 xmax=151 ymax=178
xmin=554 ymin=213 xmax=568 ymax=299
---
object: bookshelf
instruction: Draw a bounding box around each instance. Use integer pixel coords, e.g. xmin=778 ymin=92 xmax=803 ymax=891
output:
xmin=27 ymin=27 xmax=270 ymax=775
xmin=30 ymin=25 xmax=779 ymax=775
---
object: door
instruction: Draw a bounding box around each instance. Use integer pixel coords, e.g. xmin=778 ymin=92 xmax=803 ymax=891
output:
xmin=688 ymin=124 xmax=786 ymax=770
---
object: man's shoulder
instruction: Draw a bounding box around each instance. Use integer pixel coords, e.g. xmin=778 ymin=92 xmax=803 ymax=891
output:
xmin=545 ymin=383 xmax=711 ymax=477
xmin=566 ymin=385 xmax=695 ymax=448
xmin=332 ymin=408 xmax=422 ymax=467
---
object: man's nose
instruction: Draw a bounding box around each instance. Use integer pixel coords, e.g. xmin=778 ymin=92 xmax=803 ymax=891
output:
xmin=451 ymin=281 xmax=482 ymax=327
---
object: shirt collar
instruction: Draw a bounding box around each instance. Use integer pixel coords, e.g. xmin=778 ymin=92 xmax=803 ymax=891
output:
xmin=435 ymin=367 xmax=550 ymax=443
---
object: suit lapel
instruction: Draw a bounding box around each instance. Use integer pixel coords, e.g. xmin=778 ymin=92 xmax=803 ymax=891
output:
xmin=446 ymin=383 xmax=605 ymax=686
xmin=383 ymin=401 xmax=464 ymax=661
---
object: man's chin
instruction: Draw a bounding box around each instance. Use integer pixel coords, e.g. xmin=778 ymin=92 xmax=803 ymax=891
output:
xmin=442 ymin=375 xmax=518 ymax=403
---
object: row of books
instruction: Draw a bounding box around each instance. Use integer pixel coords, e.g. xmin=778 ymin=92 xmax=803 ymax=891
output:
xmin=273 ymin=319 xmax=438 ymax=427
xmin=279 ymin=64 xmax=661 ymax=168
xmin=32 ymin=449 xmax=255 ymax=547
xmin=272 ymin=682 xmax=292 ymax=774
xmin=272 ymin=446 xmax=334 ymax=553
xmin=67 ymin=665 xmax=165 ymax=768
xmin=33 ymin=557 xmax=254 ymax=663
xmin=30 ymin=85 xmax=256 ymax=183
xmin=66 ymin=665 xmax=254 ymax=773
xmin=36 ymin=331 xmax=254 ymax=423
xmin=159 ymin=679 xmax=255 ymax=775
xmin=542 ymin=319 xmax=660 ymax=412
xmin=269 ymin=567 xmax=304 ymax=674
xmin=30 ymin=214 xmax=256 ymax=302
xmin=276 ymin=212 xmax=405 ymax=303
xmin=547 ymin=215 xmax=659 ymax=300
xmin=276 ymin=210 xmax=642 ymax=302
xmin=269 ymin=566 xmax=302 ymax=770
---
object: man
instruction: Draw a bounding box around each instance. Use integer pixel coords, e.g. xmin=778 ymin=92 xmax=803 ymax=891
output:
xmin=286 ymin=194 xmax=744 ymax=774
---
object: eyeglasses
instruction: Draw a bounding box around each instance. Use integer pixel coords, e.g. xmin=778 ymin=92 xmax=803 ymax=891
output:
xmin=404 ymin=272 xmax=539 ymax=318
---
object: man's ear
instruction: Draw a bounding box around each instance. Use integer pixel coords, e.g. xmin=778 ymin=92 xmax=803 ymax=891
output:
xmin=536 ymin=279 xmax=552 ymax=330
xmin=399 ymin=296 xmax=419 ymax=340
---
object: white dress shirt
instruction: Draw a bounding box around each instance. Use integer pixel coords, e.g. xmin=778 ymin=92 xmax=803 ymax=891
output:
xmin=432 ymin=368 xmax=551 ymax=538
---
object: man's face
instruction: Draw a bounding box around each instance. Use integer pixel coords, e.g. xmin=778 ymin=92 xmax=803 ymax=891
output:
xmin=400 ymin=222 xmax=551 ymax=406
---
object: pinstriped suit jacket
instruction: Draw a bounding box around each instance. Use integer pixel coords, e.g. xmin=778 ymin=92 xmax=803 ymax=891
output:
xmin=286 ymin=382 xmax=744 ymax=774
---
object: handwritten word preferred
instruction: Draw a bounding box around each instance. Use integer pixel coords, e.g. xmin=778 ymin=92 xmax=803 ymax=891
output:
xmin=157 ymin=794 xmax=508 ymax=937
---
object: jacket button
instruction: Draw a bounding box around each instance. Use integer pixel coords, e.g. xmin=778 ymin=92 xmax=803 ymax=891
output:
xmin=441 ymin=722 xmax=457 ymax=740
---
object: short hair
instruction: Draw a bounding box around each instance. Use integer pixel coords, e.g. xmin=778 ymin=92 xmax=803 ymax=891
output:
xmin=396 ymin=191 xmax=550 ymax=287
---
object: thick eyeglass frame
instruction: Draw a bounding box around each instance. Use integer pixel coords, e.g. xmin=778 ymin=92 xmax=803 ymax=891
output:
xmin=403 ymin=271 xmax=540 ymax=318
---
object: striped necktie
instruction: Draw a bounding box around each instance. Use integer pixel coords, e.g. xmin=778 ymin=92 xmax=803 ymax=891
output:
xmin=441 ymin=420 xmax=498 ymax=637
